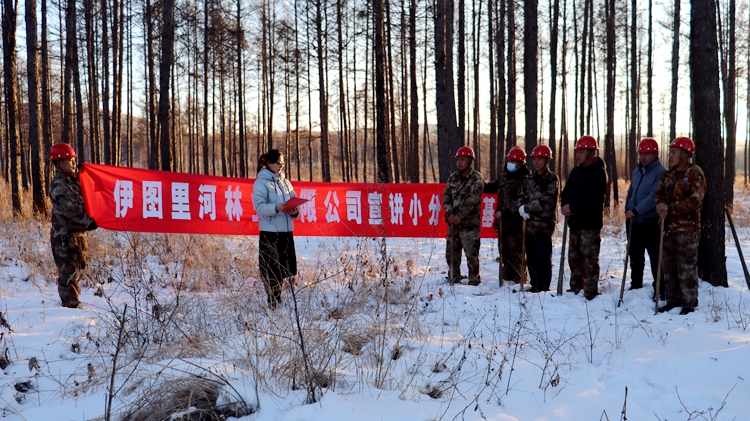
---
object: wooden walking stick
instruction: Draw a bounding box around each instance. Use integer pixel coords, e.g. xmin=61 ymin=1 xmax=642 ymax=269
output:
xmin=654 ymin=218 xmax=666 ymax=315
xmin=497 ymin=216 xmax=504 ymax=287
xmin=725 ymin=208 xmax=750 ymax=290
xmin=556 ymin=216 xmax=569 ymax=296
xmin=618 ymin=218 xmax=635 ymax=307
xmin=520 ymin=219 xmax=527 ymax=291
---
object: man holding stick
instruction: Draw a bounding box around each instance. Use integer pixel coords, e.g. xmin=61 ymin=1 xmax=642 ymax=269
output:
xmin=518 ymin=145 xmax=560 ymax=293
xmin=483 ymin=146 xmax=531 ymax=284
xmin=624 ymin=138 xmax=667 ymax=298
xmin=655 ymin=137 xmax=706 ymax=315
xmin=561 ymin=136 xmax=607 ymax=300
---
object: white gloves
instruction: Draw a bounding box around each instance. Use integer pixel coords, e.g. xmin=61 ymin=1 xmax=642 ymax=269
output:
xmin=519 ymin=205 xmax=530 ymax=220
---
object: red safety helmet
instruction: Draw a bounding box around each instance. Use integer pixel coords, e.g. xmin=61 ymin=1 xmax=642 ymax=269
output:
xmin=455 ymin=146 xmax=475 ymax=159
xmin=530 ymin=144 xmax=552 ymax=159
xmin=574 ymin=135 xmax=598 ymax=150
xmin=49 ymin=143 xmax=77 ymax=161
xmin=638 ymin=138 xmax=659 ymax=153
xmin=670 ymin=137 xmax=695 ymax=155
xmin=506 ymin=146 xmax=526 ymax=161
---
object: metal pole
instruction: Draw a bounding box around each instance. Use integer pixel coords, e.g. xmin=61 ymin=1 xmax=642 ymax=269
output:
xmin=557 ymin=216 xmax=569 ymax=296
xmin=618 ymin=218 xmax=635 ymax=306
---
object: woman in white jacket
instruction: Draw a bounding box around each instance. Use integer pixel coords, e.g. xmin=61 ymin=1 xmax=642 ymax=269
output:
xmin=252 ymin=150 xmax=299 ymax=308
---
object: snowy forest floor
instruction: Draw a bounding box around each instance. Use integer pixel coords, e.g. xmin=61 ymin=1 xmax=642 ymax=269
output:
xmin=1 ymin=184 xmax=750 ymax=421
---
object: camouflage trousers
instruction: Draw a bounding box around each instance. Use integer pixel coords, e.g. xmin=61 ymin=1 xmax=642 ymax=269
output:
xmin=446 ymin=225 xmax=481 ymax=283
xmin=662 ymin=230 xmax=700 ymax=308
xmin=51 ymin=235 xmax=87 ymax=308
xmin=568 ymin=229 xmax=601 ymax=298
xmin=500 ymin=216 xmax=525 ymax=283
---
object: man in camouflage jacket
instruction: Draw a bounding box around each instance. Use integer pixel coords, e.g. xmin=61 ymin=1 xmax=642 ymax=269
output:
xmin=518 ymin=145 xmax=559 ymax=292
xmin=483 ymin=146 xmax=531 ymax=283
xmin=49 ymin=143 xmax=97 ymax=309
xmin=443 ymin=147 xmax=485 ymax=285
xmin=655 ymin=137 xmax=706 ymax=315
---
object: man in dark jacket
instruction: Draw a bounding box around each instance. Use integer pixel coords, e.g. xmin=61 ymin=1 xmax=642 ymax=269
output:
xmin=561 ymin=136 xmax=607 ymax=300
xmin=625 ymin=138 xmax=667 ymax=295
xmin=518 ymin=145 xmax=559 ymax=292
xmin=49 ymin=143 xmax=98 ymax=309
xmin=444 ymin=146 xmax=485 ymax=286
xmin=655 ymin=137 xmax=706 ymax=315
xmin=483 ymin=146 xmax=531 ymax=283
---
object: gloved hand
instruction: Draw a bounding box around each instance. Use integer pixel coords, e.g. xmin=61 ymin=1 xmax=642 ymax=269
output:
xmin=87 ymin=220 xmax=98 ymax=231
xmin=519 ymin=205 xmax=530 ymax=220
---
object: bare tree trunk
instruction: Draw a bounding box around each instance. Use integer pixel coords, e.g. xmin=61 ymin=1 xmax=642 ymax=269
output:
xmin=315 ymin=0 xmax=331 ymax=181
xmin=408 ymin=0 xmax=419 ymax=182
xmin=158 ymin=0 xmax=175 ymax=172
xmin=578 ymin=0 xmax=589 ymax=136
xmin=560 ymin=0 xmax=569 ymax=176
xmin=488 ymin=0 xmax=496 ymax=180
xmin=605 ymin=0 xmax=617 ymax=207
xmin=669 ymin=0 xmax=680 ymax=141
xmin=629 ymin=0 xmax=637 ymax=178
xmin=84 ymin=0 xmax=101 ymax=164
xmin=103 ymin=0 xmax=112 ymax=164
xmin=385 ymin=0 xmax=400 ymax=182
xmin=506 ymin=0 xmax=516 ymax=147
xmin=471 ymin=0 xmax=482 ymax=171
xmin=40 ymin=0 xmax=52 ymax=172
xmin=374 ymin=0 xmax=391 ymax=182
xmin=497 ymin=0 xmax=506 ymax=156
xmin=61 ymin=0 xmax=75 ymax=145
xmin=25 ymin=0 xmax=47 ymax=215
xmin=549 ymin=0 xmax=559 ymax=159
xmin=524 ymin=0 xmax=537 ymax=154
xmin=690 ymin=0 xmax=727 ymax=287
xmin=203 ymin=0 xmax=210 ymax=174
xmin=237 ymin=0 xmax=246 ymax=177
xmin=646 ymin=0 xmax=653 ymax=137
xmin=721 ymin=0 xmax=736 ymax=208
xmin=457 ymin=0 xmax=465 ymax=145
xmin=3 ymin=0 xmax=23 ymax=214
xmin=434 ymin=0 xmax=459 ymax=181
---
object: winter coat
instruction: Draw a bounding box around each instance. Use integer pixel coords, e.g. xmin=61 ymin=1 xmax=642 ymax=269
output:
xmin=654 ymin=163 xmax=706 ymax=233
xmin=483 ymin=164 xmax=532 ymax=218
xmin=518 ymin=169 xmax=560 ymax=235
xmin=252 ymin=168 xmax=298 ymax=233
xmin=443 ymin=169 xmax=485 ymax=228
xmin=625 ymin=158 xmax=667 ymax=223
xmin=561 ymin=157 xmax=607 ymax=231
xmin=49 ymin=170 xmax=95 ymax=239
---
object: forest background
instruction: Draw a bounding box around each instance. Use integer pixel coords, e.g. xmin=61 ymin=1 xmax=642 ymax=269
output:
xmin=0 ymin=0 xmax=746 ymax=283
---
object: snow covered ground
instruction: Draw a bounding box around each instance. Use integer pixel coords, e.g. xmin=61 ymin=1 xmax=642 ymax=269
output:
xmin=1 ymin=211 xmax=749 ymax=421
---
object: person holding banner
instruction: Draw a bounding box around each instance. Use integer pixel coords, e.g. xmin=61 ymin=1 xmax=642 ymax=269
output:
xmin=443 ymin=146 xmax=485 ymax=286
xmin=518 ymin=145 xmax=560 ymax=293
xmin=252 ymin=149 xmax=300 ymax=309
xmin=49 ymin=143 xmax=98 ymax=309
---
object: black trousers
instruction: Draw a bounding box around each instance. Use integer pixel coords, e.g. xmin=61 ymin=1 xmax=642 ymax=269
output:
xmin=525 ymin=232 xmax=553 ymax=292
xmin=627 ymin=217 xmax=663 ymax=293
xmin=259 ymin=231 xmax=298 ymax=306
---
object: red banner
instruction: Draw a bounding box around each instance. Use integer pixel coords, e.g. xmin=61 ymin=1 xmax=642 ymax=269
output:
xmin=79 ymin=164 xmax=499 ymax=238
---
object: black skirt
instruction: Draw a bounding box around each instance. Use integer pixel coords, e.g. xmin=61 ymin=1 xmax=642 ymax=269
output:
xmin=258 ymin=231 xmax=298 ymax=282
